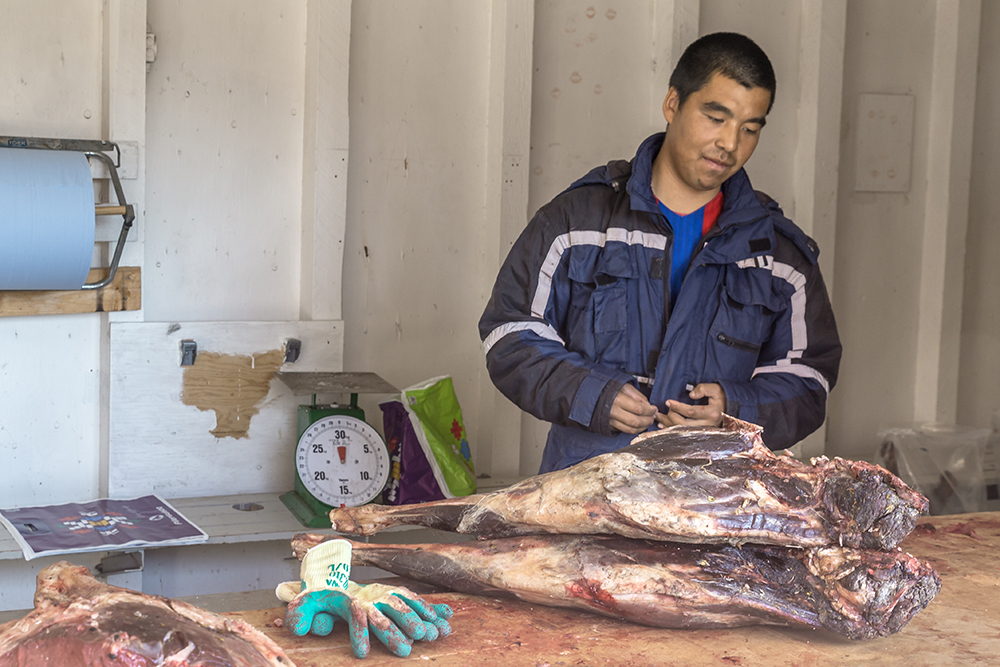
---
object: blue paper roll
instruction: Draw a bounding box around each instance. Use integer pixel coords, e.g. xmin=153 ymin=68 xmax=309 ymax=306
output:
xmin=0 ymin=147 xmax=95 ymax=290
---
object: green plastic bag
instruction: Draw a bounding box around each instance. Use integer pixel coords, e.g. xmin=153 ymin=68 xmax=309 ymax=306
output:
xmin=400 ymin=376 xmax=476 ymax=498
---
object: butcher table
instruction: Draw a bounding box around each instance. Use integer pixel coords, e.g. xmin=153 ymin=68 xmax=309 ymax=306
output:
xmin=201 ymin=511 xmax=999 ymax=666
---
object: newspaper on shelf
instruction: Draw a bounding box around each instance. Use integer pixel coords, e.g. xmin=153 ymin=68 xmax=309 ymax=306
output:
xmin=0 ymin=495 xmax=208 ymax=561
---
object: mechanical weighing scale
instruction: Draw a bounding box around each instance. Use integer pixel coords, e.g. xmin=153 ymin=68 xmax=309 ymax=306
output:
xmin=275 ymin=372 xmax=399 ymax=528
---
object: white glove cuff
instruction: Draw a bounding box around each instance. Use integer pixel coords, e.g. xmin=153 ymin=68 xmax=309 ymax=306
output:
xmin=275 ymin=538 xmax=352 ymax=603
xmin=301 ymin=539 xmax=352 ymax=591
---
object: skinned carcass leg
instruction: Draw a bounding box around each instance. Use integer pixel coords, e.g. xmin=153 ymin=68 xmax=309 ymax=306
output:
xmin=329 ymin=417 xmax=928 ymax=551
xmin=293 ymin=534 xmax=940 ymax=641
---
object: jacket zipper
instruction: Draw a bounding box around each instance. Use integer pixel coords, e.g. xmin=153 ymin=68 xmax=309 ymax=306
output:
xmin=659 ymin=211 xmax=768 ymax=327
xmin=716 ymin=333 xmax=761 ymax=353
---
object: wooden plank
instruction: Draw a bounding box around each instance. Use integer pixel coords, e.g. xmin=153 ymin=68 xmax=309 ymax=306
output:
xmin=0 ymin=493 xmax=326 ymax=561
xmin=0 ymin=267 xmax=140 ymax=317
xmin=95 ymin=205 xmax=128 ymax=216
xmin=299 ymin=0 xmax=350 ymax=321
xmin=0 ymin=478 xmax=522 ymax=561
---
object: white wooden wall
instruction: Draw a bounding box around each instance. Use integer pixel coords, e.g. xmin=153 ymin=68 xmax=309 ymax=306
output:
xmin=0 ymin=0 xmax=351 ymax=609
xmin=0 ymin=0 xmax=141 ymax=610
xmin=827 ymin=0 xmax=983 ymax=460
xmin=0 ymin=0 xmax=997 ymax=610
xmin=518 ymin=0 xmax=844 ymax=469
xmin=960 ymin=0 xmax=1000 ymax=430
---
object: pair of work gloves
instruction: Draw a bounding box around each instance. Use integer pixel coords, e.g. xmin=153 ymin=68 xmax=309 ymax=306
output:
xmin=275 ymin=539 xmax=453 ymax=659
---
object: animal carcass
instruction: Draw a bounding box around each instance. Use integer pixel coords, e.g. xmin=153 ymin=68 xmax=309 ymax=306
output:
xmin=0 ymin=561 xmax=293 ymax=667
xmin=292 ymin=534 xmax=940 ymax=641
xmin=328 ymin=417 xmax=927 ymax=551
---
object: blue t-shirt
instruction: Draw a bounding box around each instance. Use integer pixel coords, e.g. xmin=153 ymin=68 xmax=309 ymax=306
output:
xmin=657 ymin=191 xmax=724 ymax=304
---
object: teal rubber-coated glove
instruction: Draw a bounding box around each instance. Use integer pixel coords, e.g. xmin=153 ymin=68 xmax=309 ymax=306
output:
xmin=284 ymin=582 xmax=453 ymax=659
xmin=285 ymin=587 xmax=398 ymax=658
xmin=346 ymin=581 xmax=454 ymax=643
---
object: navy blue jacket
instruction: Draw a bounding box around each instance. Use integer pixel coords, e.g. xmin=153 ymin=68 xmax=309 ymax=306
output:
xmin=479 ymin=133 xmax=842 ymax=472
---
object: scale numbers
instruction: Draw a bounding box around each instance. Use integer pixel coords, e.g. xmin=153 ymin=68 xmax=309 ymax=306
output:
xmin=295 ymin=415 xmax=389 ymax=507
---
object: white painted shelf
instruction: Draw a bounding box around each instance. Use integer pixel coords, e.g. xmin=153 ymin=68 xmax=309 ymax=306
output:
xmin=0 ymin=478 xmax=521 ymax=561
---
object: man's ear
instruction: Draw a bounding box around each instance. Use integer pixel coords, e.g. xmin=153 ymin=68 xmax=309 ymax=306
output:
xmin=662 ymin=87 xmax=680 ymax=124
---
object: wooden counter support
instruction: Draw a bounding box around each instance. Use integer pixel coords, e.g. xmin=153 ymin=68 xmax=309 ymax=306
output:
xmin=0 ymin=266 xmax=141 ymax=317
xmin=95 ymin=205 xmax=128 ymax=216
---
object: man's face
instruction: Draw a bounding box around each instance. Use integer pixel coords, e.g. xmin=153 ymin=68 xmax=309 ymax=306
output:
xmin=661 ymin=72 xmax=771 ymax=194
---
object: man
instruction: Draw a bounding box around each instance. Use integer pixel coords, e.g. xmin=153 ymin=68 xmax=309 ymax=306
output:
xmin=479 ymin=32 xmax=841 ymax=473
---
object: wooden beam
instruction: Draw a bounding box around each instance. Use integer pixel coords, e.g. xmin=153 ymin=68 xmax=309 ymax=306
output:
xmin=0 ymin=266 xmax=141 ymax=317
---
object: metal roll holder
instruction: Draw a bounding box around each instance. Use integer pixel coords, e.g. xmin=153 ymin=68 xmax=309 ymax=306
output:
xmin=0 ymin=136 xmax=135 ymax=290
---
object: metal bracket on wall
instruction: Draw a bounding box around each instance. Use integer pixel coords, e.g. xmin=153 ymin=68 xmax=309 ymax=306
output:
xmin=95 ymin=550 xmax=144 ymax=576
xmin=283 ymin=338 xmax=301 ymax=364
xmin=180 ymin=339 xmax=197 ymax=366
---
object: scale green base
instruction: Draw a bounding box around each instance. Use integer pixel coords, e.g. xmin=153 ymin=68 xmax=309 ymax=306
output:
xmin=279 ymin=488 xmax=335 ymax=528
xmin=280 ymin=402 xmax=367 ymax=528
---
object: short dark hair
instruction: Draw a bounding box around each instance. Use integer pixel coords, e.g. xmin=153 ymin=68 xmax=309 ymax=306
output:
xmin=668 ymin=32 xmax=776 ymax=114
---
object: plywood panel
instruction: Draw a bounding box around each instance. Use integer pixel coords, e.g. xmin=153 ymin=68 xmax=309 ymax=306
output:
xmin=0 ymin=314 xmax=102 ymax=509
xmin=0 ymin=1 xmax=103 ymax=138
xmin=528 ymin=1 xmax=658 ymax=214
xmin=144 ymin=0 xmax=307 ymax=322
xmin=700 ymin=0 xmax=803 ymax=216
xmin=342 ymin=2 xmax=493 ymax=484
xmin=109 ymin=321 xmax=343 ymax=498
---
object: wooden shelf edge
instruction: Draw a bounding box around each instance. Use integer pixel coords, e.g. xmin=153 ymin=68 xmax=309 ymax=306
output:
xmin=0 ymin=267 xmax=141 ymax=317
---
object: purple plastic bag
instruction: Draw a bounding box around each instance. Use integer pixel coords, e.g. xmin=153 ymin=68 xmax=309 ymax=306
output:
xmin=380 ymin=400 xmax=446 ymax=505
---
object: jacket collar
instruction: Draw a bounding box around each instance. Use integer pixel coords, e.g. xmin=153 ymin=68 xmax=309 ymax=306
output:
xmin=626 ymin=132 xmax=766 ymax=230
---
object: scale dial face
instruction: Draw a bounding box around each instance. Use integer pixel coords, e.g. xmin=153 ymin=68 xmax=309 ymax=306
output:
xmin=295 ymin=415 xmax=390 ymax=507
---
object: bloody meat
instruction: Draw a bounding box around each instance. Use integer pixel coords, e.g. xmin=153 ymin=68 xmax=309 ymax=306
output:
xmin=0 ymin=561 xmax=293 ymax=667
xmin=328 ymin=416 xmax=928 ymax=551
xmin=293 ymin=533 xmax=941 ymax=641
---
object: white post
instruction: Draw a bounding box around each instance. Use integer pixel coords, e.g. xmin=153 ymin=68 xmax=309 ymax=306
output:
xmin=300 ymin=0 xmax=352 ymax=322
xmin=479 ymin=0 xmax=534 ymax=479
xmin=913 ymin=0 xmax=981 ymax=424
xmin=101 ymin=0 xmax=148 ymax=496
xmin=650 ymin=0 xmax=699 ymax=129
xmin=792 ymin=0 xmax=847 ymax=458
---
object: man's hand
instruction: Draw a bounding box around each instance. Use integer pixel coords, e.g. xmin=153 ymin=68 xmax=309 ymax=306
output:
xmin=657 ymin=383 xmax=726 ymax=428
xmin=609 ymin=383 xmax=660 ymax=434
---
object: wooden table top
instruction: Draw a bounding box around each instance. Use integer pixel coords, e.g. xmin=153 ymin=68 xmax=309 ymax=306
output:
xmin=231 ymin=511 xmax=1000 ymax=666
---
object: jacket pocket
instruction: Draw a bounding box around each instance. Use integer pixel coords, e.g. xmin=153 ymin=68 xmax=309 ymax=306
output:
xmin=706 ymin=267 xmax=780 ymax=378
xmin=566 ymin=245 xmax=636 ymax=370
xmin=591 ymin=280 xmax=628 ymax=367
